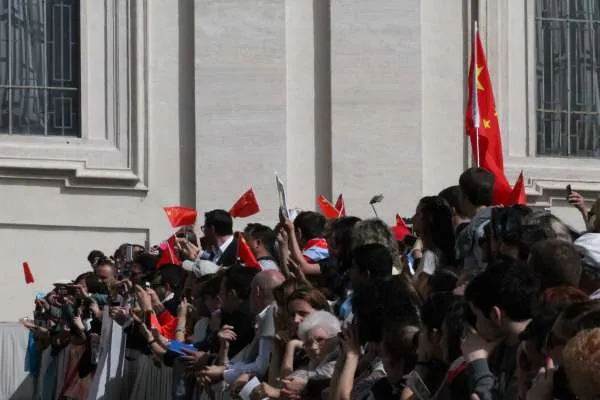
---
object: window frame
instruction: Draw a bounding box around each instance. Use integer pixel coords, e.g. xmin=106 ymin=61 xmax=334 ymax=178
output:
xmin=475 ymin=0 xmax=600 ymax=191
xmin=0 ymin=0 xmax=148 ymax=190
xmin=533 ymin=0 xmax=600 ymax=158
xmin=1 ymin=0 xmax=82 ymax=138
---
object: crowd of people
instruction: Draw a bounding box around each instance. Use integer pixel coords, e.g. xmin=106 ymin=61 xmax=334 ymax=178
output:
xmin=21 ymin=167 xmax=600 ymax=400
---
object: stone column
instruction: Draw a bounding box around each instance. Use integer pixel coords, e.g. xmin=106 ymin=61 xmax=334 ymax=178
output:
xmin=285 ymin=0 xmax=331 ymax=210
xmin=421 ymin=0 xmax=468 ymax=194
xmin=331 ymin=0 xmax=423 ymax=219
xmin=194 ymin=0 xmax=286 ymax=225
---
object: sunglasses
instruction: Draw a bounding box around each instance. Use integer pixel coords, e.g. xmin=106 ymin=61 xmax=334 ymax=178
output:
xmin=305 ymin=336 xmax=331 ymax=346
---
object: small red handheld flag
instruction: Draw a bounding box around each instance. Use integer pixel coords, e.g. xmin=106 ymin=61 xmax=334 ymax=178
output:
xmin=318 ymin=195 xmax=339 ymax=220
xmin=164 ymin=207 xmax=198 ymax=228
xmin=334 ymin=194 xmax=346 ymax=217
xmin=229 ymin=188 xmax=260 ymax=218
xmin=237 ymin=233 xmax=261 ymax=270
xmin=156 ymin=235 xmax=182 ymax=268
xmin=509 ymin=171 xmax=527 ymax=206
xmin=393 ymin=214 xmax=412 ymax=242
xmin=23 ymin=262 xmax=34 ymax=284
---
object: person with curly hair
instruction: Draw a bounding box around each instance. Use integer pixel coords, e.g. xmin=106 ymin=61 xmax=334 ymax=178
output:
xmin=562 ymin=328 xmax=600 ymax=400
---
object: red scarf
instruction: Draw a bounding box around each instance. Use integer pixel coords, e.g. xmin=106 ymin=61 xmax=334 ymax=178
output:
xmin=447 ymin=360 xmax=467 ymax=384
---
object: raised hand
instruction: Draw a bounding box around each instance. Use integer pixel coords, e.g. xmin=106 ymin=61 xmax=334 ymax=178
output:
xmin=526 ymin=357 xmax=555 ymax=400
xmin=199 ymin=365 xmax=225 ymax=384
xmin=339 ymin=321 xmax=361 ymax=357
xmin=181 ymin=348 xmax=208 ymax=369
xmin=178 ymin=297 xmax=189 ymax=318
xmin=217 ymin=324 xmax=237 ymax=348
xmin=568 ymin=190 xmax=586 ymax=214
xmin=134 ymin=285 xmax=152 ymax=311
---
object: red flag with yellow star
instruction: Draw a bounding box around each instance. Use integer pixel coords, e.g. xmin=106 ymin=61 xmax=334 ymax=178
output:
xmin=164 ymin=206 xmax=197 ymax=228
xmin=229 ymin=188 xmax=260 ymax=218
xmin=466 ymin=30 xmax=512 ymax=205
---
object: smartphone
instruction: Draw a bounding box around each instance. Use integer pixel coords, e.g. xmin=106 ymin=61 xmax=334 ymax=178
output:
xmin=566 ymin=184 xmax=573 ymax=200
xmin=90 ymin=333 xmax=101 ymax=365
xmin=125 ymin=245 xmax=134 ymax=263
xmin=405 ymin=370 xmax=431 ymax=400
xmin=167 ymin=340 xmax=197 ymax=356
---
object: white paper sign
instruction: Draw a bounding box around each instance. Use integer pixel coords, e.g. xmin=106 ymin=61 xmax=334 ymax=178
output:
xmin=275 ymin=173 xmax=290 ymax=219
xmin=239 ymin=377 xmax=267 ymax=400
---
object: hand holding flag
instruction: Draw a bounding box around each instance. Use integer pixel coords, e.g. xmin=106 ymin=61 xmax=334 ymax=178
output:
xmin=156 ymin=235 xmax=182 ymax=268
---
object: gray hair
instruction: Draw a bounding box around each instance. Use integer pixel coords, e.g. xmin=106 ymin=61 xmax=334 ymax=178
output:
xmin=522 ymin=212 xmax=573 ymax=243
xmin=297 ymin=310 xmax=341 ymax=342
xmin=352 ymin=218 xmax=401 ymax=269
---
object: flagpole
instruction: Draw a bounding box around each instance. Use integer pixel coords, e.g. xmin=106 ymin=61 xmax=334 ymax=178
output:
xmin=370 ymin=204 xmax=379 ymax=218
xmin=473 ymin=20 xmax=480 ymax=167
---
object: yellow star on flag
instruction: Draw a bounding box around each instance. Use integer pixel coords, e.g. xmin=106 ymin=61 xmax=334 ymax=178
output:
xmin=483 ymin=119 xmax=491 ymax=129
xmin=476 ymin=65 xmax=485 ymax=91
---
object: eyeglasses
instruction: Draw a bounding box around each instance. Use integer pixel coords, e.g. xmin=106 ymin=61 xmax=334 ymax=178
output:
xmin=305 ymin=336 xmax=331 ymax=347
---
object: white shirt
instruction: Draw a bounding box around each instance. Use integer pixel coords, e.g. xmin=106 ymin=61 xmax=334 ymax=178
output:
xmin=162 ymin=292 xmax=175 ymax=304
xmin=200 ymin=235 xmax=234 ymax=264
xmin=214 ymin=235 xmax=234 ymax=264
xmin=414 ymin=250 xmax=439 ymax=277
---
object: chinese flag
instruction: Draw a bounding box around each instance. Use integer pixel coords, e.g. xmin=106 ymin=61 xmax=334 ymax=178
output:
xmin=509 ymin=171 xmax=527 ymax=206
xmin=22 ymin=262 xmax=34 ymax=284
xmin=393 ymin=214 xmax=411 ymax=242
xmin=318 ymin=195 xmax=339 ymax=220
xmin=334 ymin=194 xmax=346 ymax=217
xmin=466 ymin=30 xmax=512 ymax=205
xmin=164 ymin=207 xmax=197 ymax=228
xmin=229 ymin=188 xmax=260 ymax=218
xmin=237 ymin=233 xmax=261 ymax=270
xmin=156 ymin=235 xmax=182 ymax=268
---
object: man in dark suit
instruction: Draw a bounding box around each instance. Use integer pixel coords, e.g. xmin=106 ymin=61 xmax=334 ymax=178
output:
xmin=201 ymin=209 xmax=239 ymax=267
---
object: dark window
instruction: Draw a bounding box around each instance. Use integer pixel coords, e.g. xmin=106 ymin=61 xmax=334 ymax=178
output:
xmin=0 ymin=0 xmax=80 ymax=136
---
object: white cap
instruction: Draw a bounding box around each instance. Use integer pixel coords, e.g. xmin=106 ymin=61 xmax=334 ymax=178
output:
xmin=574 ymin=233 xmax=600 ymax=269
xmin=182 ymin=259 xmax=219 ymax=278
